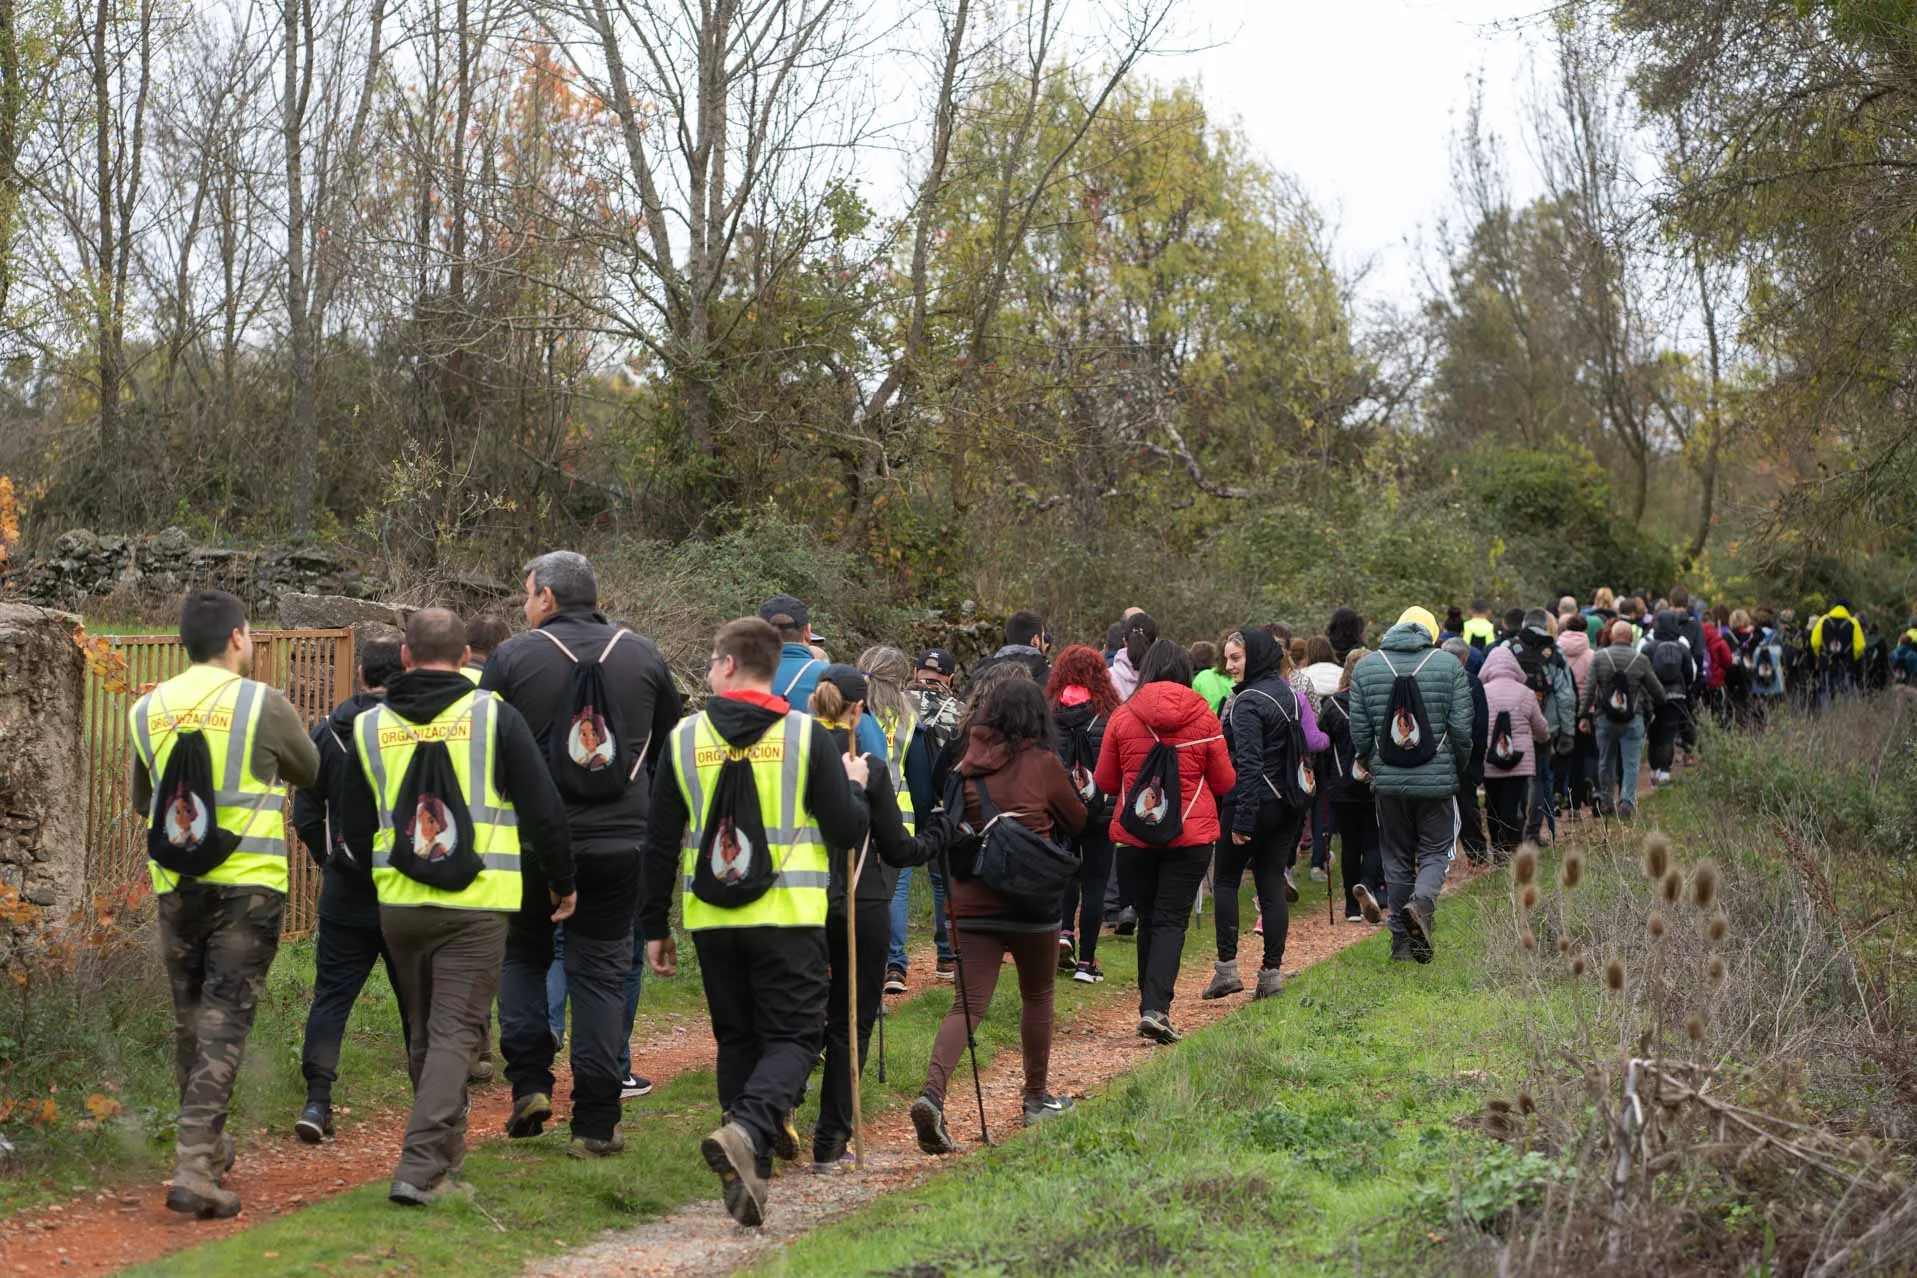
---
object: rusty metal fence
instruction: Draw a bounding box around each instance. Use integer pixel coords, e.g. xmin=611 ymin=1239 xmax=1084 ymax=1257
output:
xmin=82 ymin=629 xmax=356 ymax=939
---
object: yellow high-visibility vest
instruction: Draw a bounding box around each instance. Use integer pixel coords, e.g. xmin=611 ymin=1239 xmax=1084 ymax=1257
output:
xmin=674 ymin=710 xmax=828 ymax=930
xmin=354 ymin=689 xmax=522 ymax=911
xmin=130 ymin=665 xmax=287 ymax=894
xmin=880 ymin=712 xmax=917 ymax=830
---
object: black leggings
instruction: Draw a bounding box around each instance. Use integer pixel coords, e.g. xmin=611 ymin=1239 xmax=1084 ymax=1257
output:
xmin=1332 ymin=800 xmax=1383 ymax=918
xmin=1213 ymin=804 xmax=1308 ymax=972
xmin=1058 ymin=827 xmax=1115 ymax=965
xmin=1483 ymin=776 xmax=1529 ymax=856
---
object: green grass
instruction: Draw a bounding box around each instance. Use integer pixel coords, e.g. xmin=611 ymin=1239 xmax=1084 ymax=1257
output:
xmin=754 ymin=885 xmax=1523 ymax=1277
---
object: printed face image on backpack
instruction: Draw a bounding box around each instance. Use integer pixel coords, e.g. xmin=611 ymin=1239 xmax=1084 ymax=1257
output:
xmin=1072 ymin=763 xmax=1097 ymax=802
xmin=568 ymin=708 xmax=615 ymax=771
xmin=711 ymin=816 xmax=755 ymax=884
xmin=1134 ymin=777 xmax=1170 ymax=825
xmin=1391 ymin=706 xmax=1420 ymax=749
xmin=165 ymin=784 xmax=209 ymax=850
xmin=410 ymin=794 xmax=461 ymax=862
xmin=1297 ymin=758 xmax=1316 ymax=797
xmin=1353 ymin=757 xmax=1371 ymax=783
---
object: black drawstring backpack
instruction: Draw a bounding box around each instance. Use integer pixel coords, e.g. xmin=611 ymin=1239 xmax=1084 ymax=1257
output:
xmin=146 ymin=681 xmax=241 ymax=877
xmin=1119 ymin=728 xmax=1213 ymax=846
xmin=1602 ymin=663 xmax=1636 ymax=723
xmin=1239 ymin=687 xmax=1315 ymax=810
xmin=389 ymin=733 xmax=484 ymax=892
xmin=538 ymin=629 xmax=641 ymax=803
xmin=690 ymin=744 xmax=779 ymax=909
xmin=1487 ymin=708 xmax=1525 ymax=770
xmin=1378 ymin=651 xmax=1443 ymax=768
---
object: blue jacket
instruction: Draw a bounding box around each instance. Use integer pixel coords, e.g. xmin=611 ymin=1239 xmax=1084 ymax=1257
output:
xmin=774 ymin=645 xmax=828 ymax=709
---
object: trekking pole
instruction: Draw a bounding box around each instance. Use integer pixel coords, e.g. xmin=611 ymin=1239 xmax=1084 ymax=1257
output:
xmin=876 ymin=995 xmax=886 ymax=1083
xmin=938 ymin=840 xmax=989 ymax=1146
xmin=848 ymin=833 xmax=869 ymax=1171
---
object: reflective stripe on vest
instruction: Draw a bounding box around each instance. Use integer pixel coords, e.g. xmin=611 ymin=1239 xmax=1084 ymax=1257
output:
xmin=355 ymin=689 xmax=522 ymax=911
xmin=881 ymin=714 xmax=916 ymax=828
xmin=673 ymin=710 xmax=827 ymax=930
xmin=130 ymin=666 xmax=286 ymax=894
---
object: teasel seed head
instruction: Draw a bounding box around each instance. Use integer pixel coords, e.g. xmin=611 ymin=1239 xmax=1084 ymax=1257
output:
xmin=1604 ymin=958 xmax=1626 ymax=993
xmin=1513 ymin=846 xmax=1538 ymax=887
xmin=1691 ymin=861 xmax=1720 ymax=910
xmin=1557 ymin=936 xmax=1571 ymax=956
xmin=1643 ymin=833 xmax=1672 ymax=881
xmin=1571 ymin=955 xmax=1587 ymax=978
xmin=1707 ymin=911 xmax=1729 ymax=943
xmin=1707 ymin=956 xmax=1726 ymax=983
xmin=1648 ymin=910 xmax=1667 ymax=941
xmin=1518 ymin=1092 xmax=1536 ymax=1115
xmin=1560 ymin=849 xmax=1584 ymax=889
xmin=1521 ymin=883 xmax=1540 ymax=912
xmin=1685 ymin=1013 xmax=1706 ymax=1043
xmin=1520 ymin=927 xmax=1537 ymax=951
xmin=1661 ymin=868 xmax=1683 ymax=904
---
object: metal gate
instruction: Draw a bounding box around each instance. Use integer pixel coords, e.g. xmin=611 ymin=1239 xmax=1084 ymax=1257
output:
xmin=82 ymin=629 xmax=356 ymax=939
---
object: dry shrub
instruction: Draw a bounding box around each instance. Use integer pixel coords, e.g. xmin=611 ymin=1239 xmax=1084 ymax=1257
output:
xmin=1432 ymin=707 xmax=1917 ymax=1277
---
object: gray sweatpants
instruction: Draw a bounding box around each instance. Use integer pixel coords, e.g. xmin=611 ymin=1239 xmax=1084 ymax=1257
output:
xmin=1375 ymin=795 xmax=1455 ymax=945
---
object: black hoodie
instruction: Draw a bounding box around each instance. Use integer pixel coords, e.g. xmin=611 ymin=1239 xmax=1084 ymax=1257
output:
xmin=339 ymin=668 xmax=576 ymax=903
xmin=293 ymin=689 xmax=386 ymax=927
xmin=637 ymin=693 xmax=872 ymax=937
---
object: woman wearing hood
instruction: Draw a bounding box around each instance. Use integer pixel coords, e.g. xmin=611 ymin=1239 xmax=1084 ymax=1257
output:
xmin=1553 ymin=618 xmax=1596 ymax=817
xmin=1204 ymin=626 xmax=1330 ymax=1002
xmin=909 ymin=677 xmax=1086 ymax=1155
xmin=1478 ymin=647 xmax=1551 ymax=860
xmin=1639 ymin=612 xmax=1696 ymax=785
xmin=1092 ymin=639 xmax=1236 ymax=1044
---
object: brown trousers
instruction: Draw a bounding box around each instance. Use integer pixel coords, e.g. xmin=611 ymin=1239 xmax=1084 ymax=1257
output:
xmin=924 ymin=925 xmax=1056 ymax=1106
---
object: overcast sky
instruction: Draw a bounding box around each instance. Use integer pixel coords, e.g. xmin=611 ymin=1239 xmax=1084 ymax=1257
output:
xmin=1165 ymin=0 xmax=1551 ymax=305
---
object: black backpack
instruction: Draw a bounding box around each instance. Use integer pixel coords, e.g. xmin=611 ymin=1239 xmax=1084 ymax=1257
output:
xmin=388 ymin=732 xmax=484 ymax=892
xmin=1320 ymin=696 xmax=1371 ymax=801
xmin=538 ymin=629 xmax=640 ymax=802
xmin=1239 ymin=687 xmax=1315 ymax=809
xmin=1823 ymin=615 xmax=1856 ymax=662
xmin=1378 ymin=650 xmax=1444 ymax=768
xmin=969 ymin=774 xmax=1080 ymax=917
xmin=147 ymin=722 xmax=239 ymax=878
xmin=1651 ymin=640 xmax=1690 ymax=698
xmin=689 ymin=736 xmax=779 ymax=909
xmin=1064 ymin=715 xmax=1104 ymax=808
xmin=1486 ymin=708 xmax=1525 ymax=770
xmin=1601 ymin=660 xmax=1637 ymax=724
xmin=1119 ymin=728 xmax=1201 ymax=846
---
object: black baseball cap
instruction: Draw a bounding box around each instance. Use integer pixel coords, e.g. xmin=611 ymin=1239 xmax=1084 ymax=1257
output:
xmin=819 ymin=664 xmax=869 ymax=704
xmin=916 ymin=648 xmax=956 ymax=677
xmin=758 ymin=594 xmax=810 ymax=631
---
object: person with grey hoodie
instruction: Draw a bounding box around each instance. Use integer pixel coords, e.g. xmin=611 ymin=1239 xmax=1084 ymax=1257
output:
xmin=1347 ymin=607 xmax=1475 ymax=964
xmin=1577 ymin=620 xmax=1666 ymax=820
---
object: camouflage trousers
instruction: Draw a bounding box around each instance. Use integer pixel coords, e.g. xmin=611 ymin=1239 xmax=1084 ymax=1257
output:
xmin=157 ymin=884 xmax=284 ymax=1158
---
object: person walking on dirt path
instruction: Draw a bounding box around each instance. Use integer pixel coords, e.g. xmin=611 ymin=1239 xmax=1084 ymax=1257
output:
xmin=1579 ymin=620 xmax=1665 ymax=820
xmin=969 ymin=610 xmax=1053 ymax=688
xmin=1347 ymin=607 xmax=1473 ymax=965
xmin=859 ymin=646 xmax=934 ymax=1002
xmin=910 ymin=677 xmax=1087 ymax=1154
xmin=292 ymin=636 xmax=412 ymax=1146
xmin=131 ymin=589 xmax=321 ymax=1219
xmin=638 ymin=618 xmax=872 ymax=1227
xmin=1441 ymin=637 xmax=1490 ymax=866
xmin=886 ymin=649 xmax=960 ymax=990
xmin=1478 ymin=646 xmax=1551 ymax=861
xmin=1094 ymin=639 xmax=1235 ymax=1042
xmin=1205 ymin=626 xmax=1328 ymax=1002
xmin=484 ymin=552 xmax=682 ymax=1150
xmin=1322 ymin=649 xmax=1385 ymax=922
xmin=1046 ymin=644 xmax=1121 ymax=983
xmin=1109 ymin=610 xmax=1157 ymax=702
xmin=346 ymin=609 xmax=576 ymax=1203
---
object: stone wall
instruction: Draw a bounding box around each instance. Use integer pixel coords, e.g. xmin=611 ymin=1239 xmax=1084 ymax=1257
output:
xmin=9 ymin=527 xmax=375 ymax=618
xmin=0 ymin=606 xmax=85 ymax=931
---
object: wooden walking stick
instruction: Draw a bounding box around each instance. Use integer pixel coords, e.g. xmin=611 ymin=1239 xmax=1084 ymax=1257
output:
xmin=847 ymin=831 xmax=870 ymax=1171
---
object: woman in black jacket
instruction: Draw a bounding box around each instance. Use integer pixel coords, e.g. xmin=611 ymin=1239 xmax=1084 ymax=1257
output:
xmin=1319 ymin=649 xmax=1385 ymax=922
xmin=1206 ymin=628 xmax=1329 ymax=1002
xmin=1045 ymin=644 xmax=1122 ymax=984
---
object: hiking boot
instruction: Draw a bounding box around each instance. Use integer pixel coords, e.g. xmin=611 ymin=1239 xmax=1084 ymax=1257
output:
xmin=1309 ymin=866 xmax=1328 ymax=882
xmin=1072 ymin=960 xmax=1104 ymax=984
xmin=166 ymin=1146 xmax=241 ymax=1220
xmin=934 ymin=957 xmax=957 ymax=982
xmin=770 ymin=1111 xmax=802 ymax=1162
xmin=910 ymin=1094 xmax=961 ymax=1155
xmin=388 ymin=1178 xmax=445 ymax=1207
xmin=1114 ymin=907 xmax=1138 ymax=936
xmin=1021 ymin=1094 xmax=1074 ymax=1126
xmin=1137 ymin=1011 xmax=1182 ymax=1045
xmin=1201 ymin=959 xmax=1243 ymax=1000
xmin=1619 ymin=801 xmax=1637 ymax=822
xmin=1282 ymin=871 xmax=1299 ymax=904
xmin=294 ymin=1102 xmax=333 ymax=1145
xmin=1253 ymin=967 xmax=1284 ymax=1001
xmin=468 ymin=1057 xmax=495 ymax=1085
xmin=884 ymin=966 xmax=908 ymax=995
xmin=1057 ymin=933 xmax=1076 ymax=971
xmin=567 ymin=1130 xmax=627 ymax=1159
xmin=215 ymin=1132 xmax=237 ymax=1183
xmin=1353 ymin=884 xmax=1384 ymax=926
xmin=505 ymin=1092 xmax=552 ymax=1139
xmin=701 ymin=1121 xmax=768 ymax=1226
xmin=619 ymin=1074 xmax=654 ymax=1100
xmin=1403 ymin=903 xmax=1435 ymax=965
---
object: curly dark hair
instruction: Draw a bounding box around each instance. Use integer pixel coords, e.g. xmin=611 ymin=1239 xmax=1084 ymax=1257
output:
xmin=1045 ymin=643 xmax=1122 ymax=716
xmin=974 ymin=676 xmax=1053 ymax=746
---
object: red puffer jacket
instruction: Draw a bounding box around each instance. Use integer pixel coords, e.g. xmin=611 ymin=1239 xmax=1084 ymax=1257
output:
xmin=1092 ymin=681 xmax=1236 ymax=847
xmin=1703 ymin=622 xmax=1734 ymax=692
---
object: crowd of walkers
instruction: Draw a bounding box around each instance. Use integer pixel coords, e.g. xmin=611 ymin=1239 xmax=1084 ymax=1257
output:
xmin=128 ymin=562 xmax=1912 ymax=1227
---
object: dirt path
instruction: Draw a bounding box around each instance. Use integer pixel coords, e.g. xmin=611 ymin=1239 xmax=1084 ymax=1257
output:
xmin=0 ymin=944 xmax=936 ymax=1277
xmin=524 ymin=883 xmax=1418 ymax=1278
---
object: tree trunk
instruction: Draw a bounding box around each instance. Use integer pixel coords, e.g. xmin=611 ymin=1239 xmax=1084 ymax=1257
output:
xmin=284 ymin=0 xmax=317 ymax=534
xmin=92 ymin=0 xmax=119 ymax=470
xmin=0 ymin=0 xmax=21 ymax=323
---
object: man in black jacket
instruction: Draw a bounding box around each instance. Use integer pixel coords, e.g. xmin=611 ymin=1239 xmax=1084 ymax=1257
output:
xmin=291 ymin=637 xmax=409 ymax=1144
xmin=968 ymin=611 xmax=1051 ymax=689
xmin=483 ymin=551 xmax=683 ymax=1155
xmin=1441 ymin=638 xmax=1490 ymax=864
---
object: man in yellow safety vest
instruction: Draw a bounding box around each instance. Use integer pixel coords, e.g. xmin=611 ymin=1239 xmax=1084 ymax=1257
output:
xmin=130 ymin=589 xmax=320 ymax=1219
xmin=638 ymin=617 xmax=872 ymax=1226
xmin=346 ymin=609 xmax=576 ymax=1204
